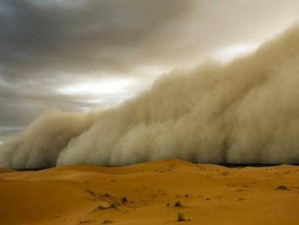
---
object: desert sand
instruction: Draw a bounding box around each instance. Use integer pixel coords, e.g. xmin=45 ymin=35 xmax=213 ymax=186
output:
xmin=0 ymin=159 xmax=299 ymax=225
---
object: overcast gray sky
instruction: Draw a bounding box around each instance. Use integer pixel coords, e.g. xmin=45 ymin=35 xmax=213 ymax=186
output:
xmin=1 ymin=0 xmax=299 ymax=141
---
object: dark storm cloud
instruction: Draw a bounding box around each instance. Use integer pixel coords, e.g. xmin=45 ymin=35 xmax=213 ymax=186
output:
xmin=0 ymin=0 xmax=192 ymax=81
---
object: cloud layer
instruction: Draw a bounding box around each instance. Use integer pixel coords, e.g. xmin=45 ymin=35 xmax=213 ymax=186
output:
xmin=1 ymin=26 xmax=299 ymax=168
xmin=1 ymin=0 xmax=299 ymax=137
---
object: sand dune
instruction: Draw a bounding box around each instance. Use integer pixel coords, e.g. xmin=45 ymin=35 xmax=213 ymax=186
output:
xmin=0 ymin=160 xmax=299 ymax=225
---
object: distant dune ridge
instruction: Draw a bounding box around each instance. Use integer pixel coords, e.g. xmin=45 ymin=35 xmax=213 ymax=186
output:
xmin=1 ymin=25 xmax=299 ymax=169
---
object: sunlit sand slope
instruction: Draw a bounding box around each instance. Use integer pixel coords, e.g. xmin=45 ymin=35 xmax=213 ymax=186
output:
xmin=0 ymin=160 xmax=299 ymax=225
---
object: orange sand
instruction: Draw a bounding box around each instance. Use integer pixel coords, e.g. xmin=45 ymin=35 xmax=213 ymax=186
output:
xmin=0 ymin=160 xmax=299 ymax=225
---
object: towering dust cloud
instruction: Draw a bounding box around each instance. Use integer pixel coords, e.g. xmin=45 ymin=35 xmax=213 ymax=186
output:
xmin=0 ymin=110 xmax=97 ymax=168
xmin=1 ymin=26 xmax=299 ymax=169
